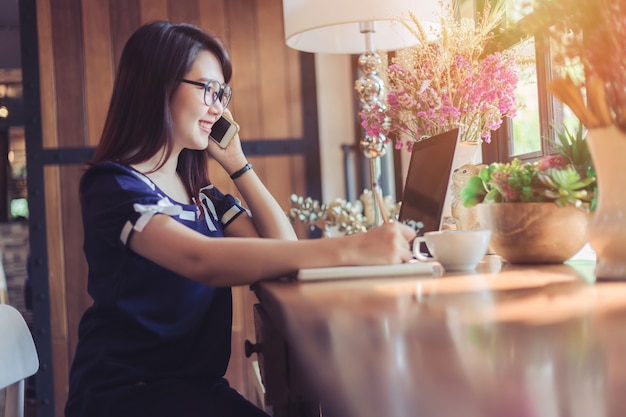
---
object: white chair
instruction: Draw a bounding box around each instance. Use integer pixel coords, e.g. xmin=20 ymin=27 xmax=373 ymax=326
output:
xmin=0 ymin=304 xmax=39 ymax=417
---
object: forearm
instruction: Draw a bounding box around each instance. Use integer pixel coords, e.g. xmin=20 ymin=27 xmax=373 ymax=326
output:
xmin=198 ymin=238 xmax=341 ymax=285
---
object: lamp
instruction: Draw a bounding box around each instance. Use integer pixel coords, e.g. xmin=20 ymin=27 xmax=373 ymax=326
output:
xmin=282 ymin=0 xmax=442 ymax=226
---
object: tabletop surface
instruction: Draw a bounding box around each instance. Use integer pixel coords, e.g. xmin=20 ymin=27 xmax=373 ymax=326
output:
xmin=254 ymin=257 xmax=626 ymax=417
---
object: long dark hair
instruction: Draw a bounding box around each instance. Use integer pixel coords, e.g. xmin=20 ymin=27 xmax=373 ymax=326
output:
xmin=93 ymin=20 xmax=232 ymax=203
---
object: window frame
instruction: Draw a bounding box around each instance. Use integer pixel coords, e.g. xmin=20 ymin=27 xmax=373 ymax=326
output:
xmin=482 ymin=0 xmax=563 ymax=165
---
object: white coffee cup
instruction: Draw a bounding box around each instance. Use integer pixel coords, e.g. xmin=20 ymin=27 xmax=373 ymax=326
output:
xmin=413 ymin=229 xmax=492 ymax=272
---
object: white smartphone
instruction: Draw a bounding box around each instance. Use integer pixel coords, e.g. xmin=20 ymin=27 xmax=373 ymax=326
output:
xmin=209 ymin=113 xmax=240 ymax=148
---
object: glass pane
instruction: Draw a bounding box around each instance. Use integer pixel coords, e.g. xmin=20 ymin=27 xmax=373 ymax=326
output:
xmin=506 ymin=0 xmax=534 ymax=26
xmin=550 ymin=36 xmax=585 ymax=137
xmin=510 ymin=38 xmax=541 ymax=156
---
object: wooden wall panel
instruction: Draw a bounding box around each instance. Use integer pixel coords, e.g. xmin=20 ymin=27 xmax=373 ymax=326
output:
xmin=139 ymin=0 xmax=168 ymax=24
xmin=33 ymin=0 xmax=317 ymax=415
xmin=36 ymin=1 xmax=64 ymax=414
xmin=198 ymin=0 xmax=227 ymax=42
xmin=264 ymin=155 xmax=297 ymax=211
xmin=36 ymin=0 xmax=59 ymax=149
xmin=256 ymin=0 xmax=291 ymax=139
xmin=291 ymin=153 xmax=307 ymax=197
xmin=226 ymin=0 xmax=268 ymax=200
xmin=43 ymin=165 xmax=69 ymax=417
xmin=45 ymin=2 xmax=90 ymax=412
xmin=109 ymin=0 xmax=141 ymax=69
xmin=82 ymin=0 xmax=114 ymax=147
xmin=59 ymin=164 xmax=89 ymax=361
xmin=169 ymin=0 xmax=198 ymax=24
xmin=255 ymin=0 xmax=300 ymax=207
xmin=227 ymin=1 xmax=262 ymax=137
xmin=286 ymin=52 xmax=304 ymax=138
xmin=50 ymin=0 xmax=87 ymax=148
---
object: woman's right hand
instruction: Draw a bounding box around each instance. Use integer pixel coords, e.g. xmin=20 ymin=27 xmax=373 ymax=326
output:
xmin=339 ymin=222 xmax=416 ymax=266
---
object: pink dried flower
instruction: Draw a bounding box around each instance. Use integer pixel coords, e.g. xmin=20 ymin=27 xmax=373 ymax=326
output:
xmin=360 ymin=104 xmax=390 ymax=139
xmin=360 ymin=1 xmax=521 ymax=150
xmin=537 ymin=154 xmax=568 ymax=171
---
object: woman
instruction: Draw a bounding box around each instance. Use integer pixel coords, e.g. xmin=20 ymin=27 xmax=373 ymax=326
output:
xmin=65 ymin=21 xmax=415 ymax=417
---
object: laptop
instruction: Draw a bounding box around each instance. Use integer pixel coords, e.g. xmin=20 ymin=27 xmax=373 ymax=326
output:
xmin=398 ymin=128 xmax=460 ymax=235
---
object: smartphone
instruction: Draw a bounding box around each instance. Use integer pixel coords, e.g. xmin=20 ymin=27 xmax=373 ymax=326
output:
xmin=209 ymin=113 xmax=240 ymax=148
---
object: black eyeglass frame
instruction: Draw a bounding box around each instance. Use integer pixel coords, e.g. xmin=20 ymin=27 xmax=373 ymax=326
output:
xmin=180 ymin=79 xmax=232 ymax=108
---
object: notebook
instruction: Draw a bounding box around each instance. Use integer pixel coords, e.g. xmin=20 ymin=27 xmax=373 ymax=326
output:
xmin=398 ymin=128 xmax=460 ymax=235
xmin=296 ymin=261 xmax=437 ymax=281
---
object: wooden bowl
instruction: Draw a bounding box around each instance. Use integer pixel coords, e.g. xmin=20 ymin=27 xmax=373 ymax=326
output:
xmin=476 ymin=202 xmax=589 ymax=264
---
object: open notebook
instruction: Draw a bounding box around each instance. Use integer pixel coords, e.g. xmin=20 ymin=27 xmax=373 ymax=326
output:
xmin=297 ymin=261 xmax=437 ymax=282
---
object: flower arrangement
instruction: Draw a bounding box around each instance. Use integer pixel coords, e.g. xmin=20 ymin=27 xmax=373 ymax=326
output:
xmin=361 ymin=1 xmax=521 ymax=151
xmin=460 ymin=125 xmax=596 ymax=209
xmin=288 ymin=191 xmax=410 ymax=236
xmin=528 ymin=0 xmax=626 ymax=131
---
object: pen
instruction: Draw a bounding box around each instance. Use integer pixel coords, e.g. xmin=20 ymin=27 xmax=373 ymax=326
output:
xmin=374 ymin=187 xmax=388 ymax=223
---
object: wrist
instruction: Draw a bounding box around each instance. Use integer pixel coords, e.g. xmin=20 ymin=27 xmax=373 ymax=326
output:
xmin=230 ymin=162 xmax=253 ymax=180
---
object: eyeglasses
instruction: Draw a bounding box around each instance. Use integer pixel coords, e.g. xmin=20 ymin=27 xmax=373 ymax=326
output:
xmin=180 ymin=79 xmax=232 ymax=108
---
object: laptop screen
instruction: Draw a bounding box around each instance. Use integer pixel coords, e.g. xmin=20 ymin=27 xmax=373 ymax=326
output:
xmin=398 ymin=128 xmax=459 ymax=235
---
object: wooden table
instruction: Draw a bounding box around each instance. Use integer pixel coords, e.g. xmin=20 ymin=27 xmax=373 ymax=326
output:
xmin=252 ymin=257 xmax=626 ymax=417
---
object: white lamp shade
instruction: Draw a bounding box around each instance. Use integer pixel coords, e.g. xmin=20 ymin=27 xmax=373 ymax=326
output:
xmin=283 ymin=0 xmax=443 ymax=54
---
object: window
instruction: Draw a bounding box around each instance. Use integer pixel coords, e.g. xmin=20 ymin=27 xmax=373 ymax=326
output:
xmin=509 ymin=38 xmax=541 ymax=157
xmin=484 ymin=0 xmax=581 ymax=164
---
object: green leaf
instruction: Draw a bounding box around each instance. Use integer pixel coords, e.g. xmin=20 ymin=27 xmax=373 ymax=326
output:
xmin=461 ymin=176 xmax=487 ymax=207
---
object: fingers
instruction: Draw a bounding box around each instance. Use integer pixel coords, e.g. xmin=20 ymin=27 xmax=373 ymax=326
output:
xmin=374 ymin=222 xmax=416 ymax=263
xmin=397 ymin=222 xmax=419 ymax=241
xmin=380 ymin=221 xmax=418 ymax=241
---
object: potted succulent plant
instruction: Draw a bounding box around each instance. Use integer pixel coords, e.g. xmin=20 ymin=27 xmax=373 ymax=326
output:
xmin=460 ymin=125 xmax=596 ymax=263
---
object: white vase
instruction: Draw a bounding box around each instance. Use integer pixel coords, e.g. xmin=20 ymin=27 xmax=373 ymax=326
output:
xmin=586 ymin=125 xmax=626 ymax=279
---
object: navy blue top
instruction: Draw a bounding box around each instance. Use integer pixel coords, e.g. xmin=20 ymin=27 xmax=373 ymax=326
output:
xmin=65 ymin=162 xmax=251 ymax=416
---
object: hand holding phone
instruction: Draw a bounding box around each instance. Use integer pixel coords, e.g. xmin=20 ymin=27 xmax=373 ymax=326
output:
xmin=209 ymin=113 xmax=240 ymax=148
